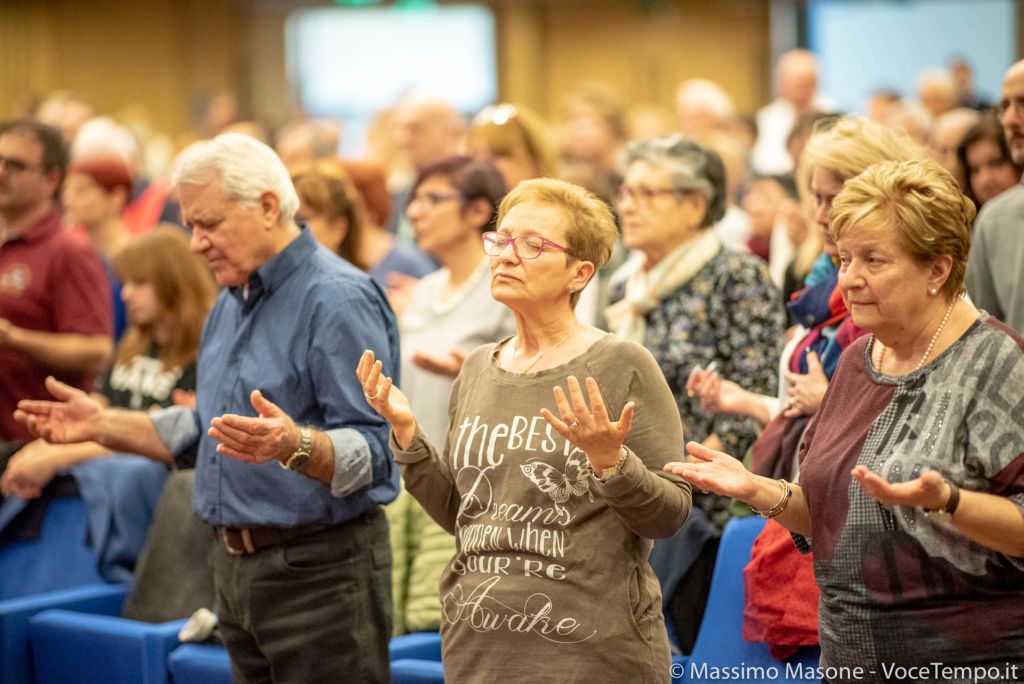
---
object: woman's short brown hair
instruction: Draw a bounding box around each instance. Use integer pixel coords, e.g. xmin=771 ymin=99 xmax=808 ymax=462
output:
xmin=495 ymin=178 xmax=617 ymax=306
xmin=830 ymin=158 xmax=975 ymax=298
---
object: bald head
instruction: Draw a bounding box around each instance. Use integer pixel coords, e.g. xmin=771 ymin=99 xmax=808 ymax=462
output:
xmin=1003 ymin=59 xmax=1024 ymax=89
xmin=675 ymin=79 xmax=735 ymax=142
xmin=776 ymin=49 xmax=818 ymax=111
xmin=918 ymin=69 xmax=956 ymax=119
xmin=393 ymin=95 xmax=465 ymax=170
xmin=999 ymin=60 xmax=1024 ymax=165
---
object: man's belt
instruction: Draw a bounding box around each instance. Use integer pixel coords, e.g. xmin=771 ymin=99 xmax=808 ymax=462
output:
xmin=216 ymin=523 xmax=325 ymax=556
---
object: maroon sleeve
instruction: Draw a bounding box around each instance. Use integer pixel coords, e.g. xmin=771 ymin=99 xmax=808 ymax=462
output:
xmin=49 ymin=237 xmax=113 ymax=337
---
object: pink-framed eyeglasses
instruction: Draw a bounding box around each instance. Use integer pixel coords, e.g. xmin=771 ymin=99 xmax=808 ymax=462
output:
xmin=482 ymin=231 xmax=572 ymax=259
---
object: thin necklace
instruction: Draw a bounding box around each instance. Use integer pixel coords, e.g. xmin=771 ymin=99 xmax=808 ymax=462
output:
xmin=515 ymin=328 xmax=576 ymax=374
xmin=875 ymin=297 xmax=957 ymax=373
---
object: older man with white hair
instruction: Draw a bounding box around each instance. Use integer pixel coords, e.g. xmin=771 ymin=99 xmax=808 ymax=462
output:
xmin=752 ymin=49 xmax=834 ymax=175
xmin=15 ymin=133 xmax=401 ymax=683
xmin=674 ymin=78 xmax=736 ymax=144
xmin=389 ymin=93 xmax=465 ymax=239
xmin=967 ymin=59 xmax=1024 ymax=333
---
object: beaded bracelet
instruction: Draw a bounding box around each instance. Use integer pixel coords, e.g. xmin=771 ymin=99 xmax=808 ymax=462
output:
xmin=750 ymin=479 xmax=792 ymax=519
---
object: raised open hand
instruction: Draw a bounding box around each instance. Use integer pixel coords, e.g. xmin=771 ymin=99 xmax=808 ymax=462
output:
xmin=357 ymin=349 xmax=416 ymax=448
xmin=540 ymin=375 xmax=633 ymax=472
xmin=14 ymin=376 xmax=103 ymax=445
xmin=851 ymin=466 xmax=951 ymax=511
xmin=208 ymin=390 xmax=299 ymax=464
xmin=663 ymin=441 xmax=758 ymax=500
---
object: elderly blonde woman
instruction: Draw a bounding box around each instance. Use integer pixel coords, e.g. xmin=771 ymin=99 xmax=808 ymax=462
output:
xmin=607 ymin=134 xmax=786 ymax=529
xmin=358 ymin=178 xmax=691 ymax=683
xmin=689 ymin=117 xmax=929 ymax=475
xmin=666 ymin=158 xmax=1024 ymax=680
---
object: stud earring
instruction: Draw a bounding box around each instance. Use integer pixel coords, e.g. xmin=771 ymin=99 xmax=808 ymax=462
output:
xmin=929 ymin=288 xmax=938 ymax=296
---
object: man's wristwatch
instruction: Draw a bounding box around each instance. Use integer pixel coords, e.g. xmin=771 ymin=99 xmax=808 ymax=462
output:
xmin=280 ymin=427 xmax=313 ymax=472
xmin=922 ymin=479 xmax=960 ymax=522
xmin=596 ymin=445 xmax=629 ymax=482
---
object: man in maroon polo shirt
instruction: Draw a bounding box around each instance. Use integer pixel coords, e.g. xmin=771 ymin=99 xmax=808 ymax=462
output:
xmin=0 ymin=120 xmax=112 ymax=454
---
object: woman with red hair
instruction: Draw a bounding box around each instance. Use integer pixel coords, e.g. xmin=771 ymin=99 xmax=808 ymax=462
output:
xmin=62 ymin=157 xmax=135 ymax=340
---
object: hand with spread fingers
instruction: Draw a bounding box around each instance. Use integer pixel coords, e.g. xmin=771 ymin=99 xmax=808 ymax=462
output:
xmin=207 ymin=390 xmax=300 ymax=464
xmin=357 ymin=349 xmax=417 ymax=449
xmin=539 ymin=375 xmax=634 ymax=473
xmin=783 ymin=350 xmax=829 ymax=418
xmin=664 ymin=441 xmax=759 ymax=501
xmin=851 ymin=465 xmax=950 ymax=510
xmin=14 ymin=376 xmax=103 ymax=444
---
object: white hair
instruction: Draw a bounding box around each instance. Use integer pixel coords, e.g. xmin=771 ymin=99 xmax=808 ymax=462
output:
xmin=675 ymin=79 xmax=736 ymax=122
xmin=171 ymin=133 xmax=299 ymax=227
xmin=71 ymin=116 xmax=141 ymax=170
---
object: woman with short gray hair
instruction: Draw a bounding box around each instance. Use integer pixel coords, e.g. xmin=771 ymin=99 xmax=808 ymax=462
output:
xmin=608 ymin=134 xmax=785 ymax=530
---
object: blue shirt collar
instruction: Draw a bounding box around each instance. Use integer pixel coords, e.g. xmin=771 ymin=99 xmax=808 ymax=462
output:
xmin=229 ymin=227 xmax=316 ymax=306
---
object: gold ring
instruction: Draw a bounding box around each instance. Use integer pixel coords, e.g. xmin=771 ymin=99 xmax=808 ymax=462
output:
xmin=568 ymin=419 xmax=580 ymax=430
xmin=364 ymin=392 xmax=379 ymax=402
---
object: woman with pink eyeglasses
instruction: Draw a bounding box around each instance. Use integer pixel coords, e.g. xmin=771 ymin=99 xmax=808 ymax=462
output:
xmin=358 ymin=177 xmax=691 ymax=683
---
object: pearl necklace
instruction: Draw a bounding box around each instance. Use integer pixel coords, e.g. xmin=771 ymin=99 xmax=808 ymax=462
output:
xmin=515 ymin=328 xmax=576 ymax=374
xmin=875 ymin=297 xmax=957 ymax=374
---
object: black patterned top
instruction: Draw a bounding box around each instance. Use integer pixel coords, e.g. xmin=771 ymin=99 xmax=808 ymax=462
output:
xmin=610 ymin=247 xmax=786 ymax=530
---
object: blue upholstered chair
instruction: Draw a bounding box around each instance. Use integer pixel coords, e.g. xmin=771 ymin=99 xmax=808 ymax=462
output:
xmin=389 ymin=631 xmax=444 ymax=684
xmin=168 ymin=644 xmax=234 ymax=684
xmin=682 ymin=516 xmax=821 ymax=683
xmin=29 ymin=609 xmax=186 ymax=684
xmin=0 ymin=583 xmax=128 ymax=684
xmin=391 ymin=659 xmax=445 ymax=684
xmin=0 ymin=492 xmax=119 ymax=684
xmin=389 ymin=631 xmax=442 ymax=661
xmin=0 ymin=495 xmax=105 ymax=600
xmin=23 ymin=470 xmax=214 ymax=684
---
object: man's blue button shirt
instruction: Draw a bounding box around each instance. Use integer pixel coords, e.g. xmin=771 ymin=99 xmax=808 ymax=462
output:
xmin=152 ymin=229 xmax=400 ymax=526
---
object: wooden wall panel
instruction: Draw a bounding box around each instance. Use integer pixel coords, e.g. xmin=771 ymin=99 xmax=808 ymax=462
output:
xmin=0 ymin=0 xmax=247 ymax=137
xmin=539 ymin=0 xmax=770 ymax=118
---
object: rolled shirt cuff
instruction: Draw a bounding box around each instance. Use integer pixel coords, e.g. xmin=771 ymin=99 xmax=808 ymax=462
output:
xmin=325 ymin=427 xmax=373 ymax=497
xmin=148 ymin=405 xmax=201 ymax=457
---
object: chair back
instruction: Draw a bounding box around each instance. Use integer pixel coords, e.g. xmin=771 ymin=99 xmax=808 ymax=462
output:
xmin=684 ymin=516 xmax=821 ymax=683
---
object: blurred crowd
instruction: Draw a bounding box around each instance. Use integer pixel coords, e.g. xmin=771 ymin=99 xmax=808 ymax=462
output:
xmin=2 ymin=46 xmax=1023 ymax=680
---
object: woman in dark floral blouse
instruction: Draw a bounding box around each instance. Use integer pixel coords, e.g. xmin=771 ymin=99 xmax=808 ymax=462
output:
xmin=607 ymin=135 xmax=786 ymax=531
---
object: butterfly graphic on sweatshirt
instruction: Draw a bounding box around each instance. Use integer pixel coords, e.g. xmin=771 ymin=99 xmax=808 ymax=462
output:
xmin=520 ymin=450 xmax=595 ymax=505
